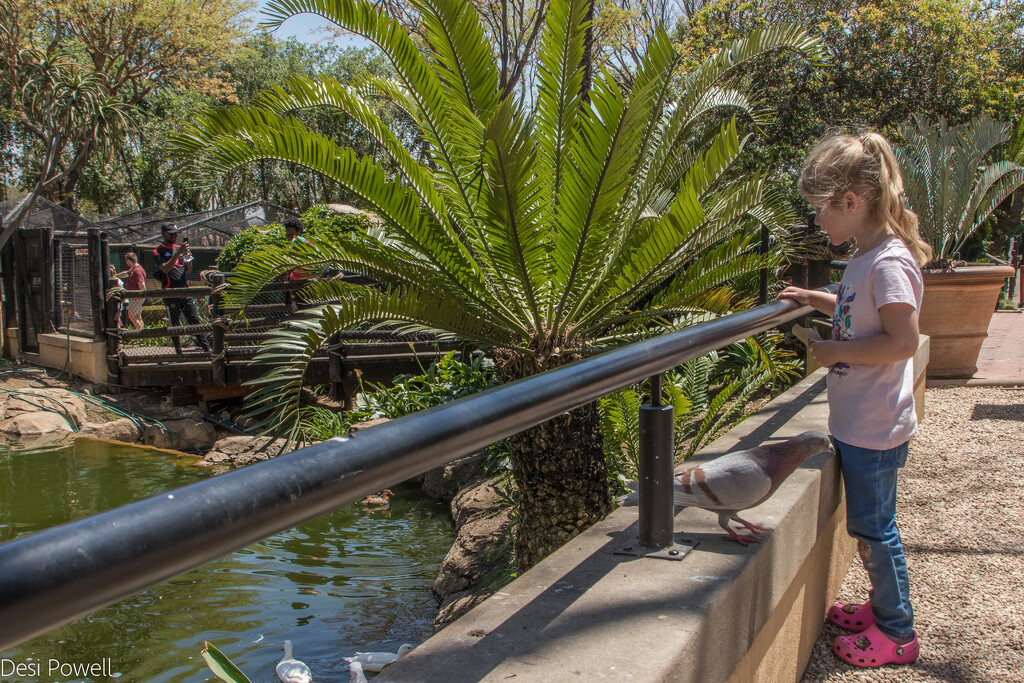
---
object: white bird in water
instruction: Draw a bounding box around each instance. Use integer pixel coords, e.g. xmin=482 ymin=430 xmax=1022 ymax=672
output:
xmin=276 ymin=640 xmax=312 ymax=683
xmin=344 ymin=643 xmax=415 ymax=673
xmin=624 ymin=430 xmax=834 ymax=545
xmin=348 ymin=660 xmax=368 ymax=683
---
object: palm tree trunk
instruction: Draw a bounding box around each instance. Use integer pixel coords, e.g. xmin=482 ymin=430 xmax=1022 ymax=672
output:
xmin=507 ymin=401 xmax=611 ymax=572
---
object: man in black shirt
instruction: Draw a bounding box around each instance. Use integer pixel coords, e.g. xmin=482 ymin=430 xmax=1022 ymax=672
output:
xmin=153 ymin=222 xmax=211 ymax=354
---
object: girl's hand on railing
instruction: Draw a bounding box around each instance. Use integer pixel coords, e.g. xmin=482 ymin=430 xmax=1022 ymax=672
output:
xmin=777 ymin=286 xmax=838 ymax=316
xmin=776 ymin=286 xmax=813 ymax=305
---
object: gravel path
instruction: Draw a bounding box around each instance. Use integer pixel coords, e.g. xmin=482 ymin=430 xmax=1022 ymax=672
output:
xmin=801 ymin=386 xmax=1024 ymax=682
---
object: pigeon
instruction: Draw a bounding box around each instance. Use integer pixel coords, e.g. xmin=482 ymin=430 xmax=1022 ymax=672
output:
xmin=276 ymin=640 xmax=312 ymax=683
xmin=623 ymin=430 xmax=834 ymax=545
xmin=344 ymin=643 xmax=416 ymax=673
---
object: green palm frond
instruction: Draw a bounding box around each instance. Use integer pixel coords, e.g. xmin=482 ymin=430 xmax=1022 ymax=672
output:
xmin=263 ymin=0 xmax=485 ymax=219
xmin=685 ymin=366 xmax=768 ymax=457
xmin=552 ymin=73 xmax=667 ymax=330
xmin=897 ymin=113 xmax=1024 ymax=262
xmin=255 ymin=75 xmax=447 ymax=223
xmin=535 ymin=0 xmax=588 ymax=218
xmin=172 ymin=0 xmax=823 ymax=441
xmin=169 ymin=107 xmax=489 ymax=299
xmin=418 ymin=0 xmax=500 ymax=119
xmin=476 ymin=100 xmax=548 ymax=329
xmin=356 ymin=74 xmax=418 ymax=120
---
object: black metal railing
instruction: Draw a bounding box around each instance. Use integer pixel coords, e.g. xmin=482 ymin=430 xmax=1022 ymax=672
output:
xmin=0 ymin=287 xmax=836 ymax=651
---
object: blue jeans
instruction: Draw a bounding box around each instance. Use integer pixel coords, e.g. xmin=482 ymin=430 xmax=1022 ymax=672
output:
xmin=834 ymin=437 xmax=915 ymax=641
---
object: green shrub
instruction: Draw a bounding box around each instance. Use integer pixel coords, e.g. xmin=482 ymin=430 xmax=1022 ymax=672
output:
xmin=300 ymin=352 xmax=509 ymax=469
xmin=216 ymin=205 xmax=375 ymax=271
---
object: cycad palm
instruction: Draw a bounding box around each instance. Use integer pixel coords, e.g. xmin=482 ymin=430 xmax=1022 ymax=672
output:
xmin=169 ymin=0 xmax=822 ymax=569
xmin=896 ymin=113 xmax=1024 ymax=264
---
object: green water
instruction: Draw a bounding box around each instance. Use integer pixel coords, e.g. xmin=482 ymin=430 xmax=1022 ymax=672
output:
xmin=0 ymin=436 xmax=455 ymax=682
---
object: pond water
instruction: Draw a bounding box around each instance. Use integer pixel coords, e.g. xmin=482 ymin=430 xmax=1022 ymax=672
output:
xmin=0 ymin=435 xmax=455 ymax=681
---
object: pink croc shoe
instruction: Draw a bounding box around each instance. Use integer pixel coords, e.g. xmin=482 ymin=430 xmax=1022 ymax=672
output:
xmin=832 ymin=624 xmax=919 ymax=668
xmin=828 ymin=601 xmax=875 ymax=632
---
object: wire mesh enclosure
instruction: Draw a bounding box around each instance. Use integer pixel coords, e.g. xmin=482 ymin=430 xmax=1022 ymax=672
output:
xmin=95 ymin=201 xmax=298 ymax=248
xmin=56 ymin=236 xmax=95 ymax=336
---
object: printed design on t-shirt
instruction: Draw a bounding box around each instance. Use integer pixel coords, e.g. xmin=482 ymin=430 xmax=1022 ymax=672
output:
xmin=830 ymin=284 xmax=855 ymax=377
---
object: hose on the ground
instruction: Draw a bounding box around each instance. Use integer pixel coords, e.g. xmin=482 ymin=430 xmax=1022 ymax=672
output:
xmin=0 ymin=369 xmax=205 ymax=454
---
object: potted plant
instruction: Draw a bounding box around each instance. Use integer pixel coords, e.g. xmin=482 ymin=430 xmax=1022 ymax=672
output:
xmin=895 ymin=114 xmax=1024 ymax=378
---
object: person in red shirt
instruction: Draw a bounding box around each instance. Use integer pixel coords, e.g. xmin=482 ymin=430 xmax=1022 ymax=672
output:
xmin=283 ymin=217 xmax=311 ymax=312
xmin=115 ymin=251 xmax=147 ymax=330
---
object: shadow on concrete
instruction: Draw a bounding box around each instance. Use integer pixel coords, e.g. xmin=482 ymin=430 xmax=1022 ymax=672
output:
xmin=379 ymin=517 xmax=781 ymax=681
xmin=707 ymin=376 xmax=829 ymax=456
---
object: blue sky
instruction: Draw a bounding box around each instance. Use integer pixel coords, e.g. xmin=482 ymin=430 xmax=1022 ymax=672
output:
xmin=253 ymin=2 xmax=370 ymax=47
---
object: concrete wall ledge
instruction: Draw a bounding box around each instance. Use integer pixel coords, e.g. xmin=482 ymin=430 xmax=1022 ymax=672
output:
xmin=381 ymin=367 xmax=857 ymax=683
xmin=35 ymin=333 xmax=108 ymax=384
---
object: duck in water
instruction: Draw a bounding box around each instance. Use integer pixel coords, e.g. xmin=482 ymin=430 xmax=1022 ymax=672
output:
xmin=359 ymin=489 xmax=394 ymax=507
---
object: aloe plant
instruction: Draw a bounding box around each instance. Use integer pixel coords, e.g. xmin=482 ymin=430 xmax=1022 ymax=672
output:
xmin=896 ymin=114 xmax=1024 ymax=265
xmin=168 ymin=0 xmax=822 ymax=570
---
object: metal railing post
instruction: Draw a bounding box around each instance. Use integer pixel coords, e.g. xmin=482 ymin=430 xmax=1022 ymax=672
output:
xmin=637 ymin=374 xmax=674 ymax=549
xmin=759 ymin=224 xmax=769 ymax=305
xmin=210 ymin=274 xmax=227 ymax=386
xmin=328 ymin=332 xmax=344 ymax=402
xmin=87 ymin=228 xmax=105 ymax=341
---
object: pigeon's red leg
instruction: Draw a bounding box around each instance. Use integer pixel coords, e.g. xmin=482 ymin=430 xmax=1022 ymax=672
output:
xmin=733 ymin=515 xmax=769 ymax=536
xmin=723 ymin=525 xmax=762 ymax=545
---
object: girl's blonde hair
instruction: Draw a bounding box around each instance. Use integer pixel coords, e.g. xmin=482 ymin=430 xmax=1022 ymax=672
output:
xmin=798 ymin=132 xmax=932 ymax=267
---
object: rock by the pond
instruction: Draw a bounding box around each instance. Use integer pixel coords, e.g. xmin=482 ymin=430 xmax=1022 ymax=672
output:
xmin=0 ymin=411 xmax=76 ymax=436
xmin=201 ymin=435 xmax=289 ymax=467
xmin=431 ymin=475 xmax=512 ymax=629
xmin=0 ymin=388 xmax=89 ymax=433
xmin=82 ymin=417 xmax=143 ymax=443
xmin=422 ymin=452 xmax=486 ymax=500
xmin=146 ymin=419 xmax=218 ymax=451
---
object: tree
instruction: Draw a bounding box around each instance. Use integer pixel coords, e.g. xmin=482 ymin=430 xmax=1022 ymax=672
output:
xmin=0 ymin=0 xmax=250 ymax=219
xmin=170 ymin=0 xmax=822 ymax=570
xmin=334 ymin=0 xmax=702 ymax=95
xmin=0 ymin=41 xmax=134 ymax=244
xmin=681 ymin=0 xmax=1024 ymax=208
xmin=74 ymin=32 xmax=407 ymax=215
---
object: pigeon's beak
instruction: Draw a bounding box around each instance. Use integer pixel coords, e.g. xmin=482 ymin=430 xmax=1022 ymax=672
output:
xmin=822 ymin=439 xmax=835 ymax=455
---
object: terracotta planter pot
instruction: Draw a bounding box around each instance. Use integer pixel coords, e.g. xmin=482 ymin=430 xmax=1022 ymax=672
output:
xmin=919 ymin=264 xmax=1015 ymax=378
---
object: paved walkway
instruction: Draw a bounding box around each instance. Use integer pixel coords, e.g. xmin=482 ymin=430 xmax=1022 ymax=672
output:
xmin=971 ymin=310 xmax=1024 ymax=384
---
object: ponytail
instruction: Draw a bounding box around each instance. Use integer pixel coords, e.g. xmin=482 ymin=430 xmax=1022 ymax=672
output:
xmin=800 ymin=131 xmax=933 ymax=268
xmin=861 ymin=133 xmax=932 ymax=267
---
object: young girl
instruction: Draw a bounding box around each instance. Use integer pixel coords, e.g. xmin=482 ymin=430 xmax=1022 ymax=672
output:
xmin=778 ymin=132 xmax=930 ymax=668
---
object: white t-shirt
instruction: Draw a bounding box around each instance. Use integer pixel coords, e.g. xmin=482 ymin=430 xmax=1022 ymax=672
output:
xmin=827 ymin=236 xmax=923 ymax=450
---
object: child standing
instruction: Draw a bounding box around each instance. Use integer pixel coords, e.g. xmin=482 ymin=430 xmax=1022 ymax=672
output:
xmin=778 ymin=132 xmax=931 ymax=668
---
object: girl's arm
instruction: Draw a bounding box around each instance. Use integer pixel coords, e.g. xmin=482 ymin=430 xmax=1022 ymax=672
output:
xmin=811 ymin=303 xmax=919 ymax=367
xmin=777 ymin=286 xmax=837 ymax=315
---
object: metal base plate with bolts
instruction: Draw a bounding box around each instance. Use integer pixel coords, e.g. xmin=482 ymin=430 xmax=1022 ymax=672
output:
xmin=614 ymin=538 xmax=698 ymax=561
